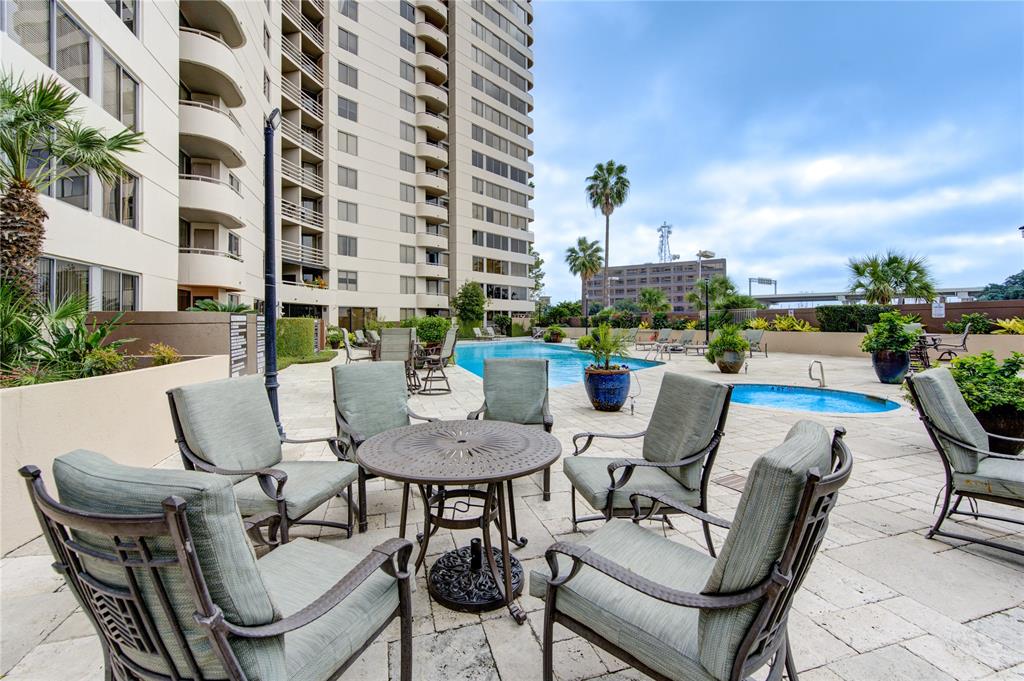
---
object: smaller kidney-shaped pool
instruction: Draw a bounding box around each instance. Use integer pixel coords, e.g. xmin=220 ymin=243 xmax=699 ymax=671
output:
xmin=731 ymin=384 xmax=900 ymax=414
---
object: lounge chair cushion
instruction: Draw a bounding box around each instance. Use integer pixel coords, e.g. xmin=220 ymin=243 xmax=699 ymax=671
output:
xmin=232 ymin=460 xmax=359 ymax=520
xmin=953 ymin=457 xmax=1024 ymax=501
xmin=643 ymin=374 xmax=730 ymax=490
xmin=698 ymin=420 xmax=831 ymax=680
xmin=529 ymin=519 xmax=717 ymax=681
xmin=259 ymin=538 xmax=399 ymax=681
xmin=911 ymin=369 xmax=988 ymax=474
xmin=564 ymin=456 xmax=701 ymax=511
xmin=53 ymin=450 xmax=285 ymax=680
xmin=333 ymin=362 xmax=410 ymax=442
xmin=483 ymin=359 xmax=548 ymax=425
xmin=170 ymin=375 xmax=283 ymax=479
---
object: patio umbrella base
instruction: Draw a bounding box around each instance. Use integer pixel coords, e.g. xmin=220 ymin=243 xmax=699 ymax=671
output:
xmin=427 ymin=542 xmax=523 ymax=612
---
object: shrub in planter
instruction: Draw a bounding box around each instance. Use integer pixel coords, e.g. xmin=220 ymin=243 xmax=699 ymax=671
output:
xmin=416 ymin=316 xmax=451 ymax=345
xmin=651 ymin=312 xmax=669 ymax=329
xmin=576 ymin=335 xmax=595 ymax=351
xmin=744 ymin=317 xmax=771 ymax=330
xmin=511 ymin=322 xmax=527 ymax=337
xmin=815 ymin=304 xmax=893 ymax=332
xmin=944 ymin=312 xmax=992 ymax=335
xmin=610 ymin=310 xmax=638 ymax=328
xmin=149 ymin=343 xmax=181 ymax=366
xmin=583 ymin=324 xmax=631 ymax=411
xmin=993 ymin=317 xmax=1024 ymax=335
xmin=326 ymin=327 xmax=344 ymax=349
xmin=770 ymin=315 xmax=818 ymax=332
xmin=860 ymin=311 xmax=919 ymax=383
xmin=543 ymin=325 xmax=565 ymax=343
xmin=491 ymin=314 xmax=512 ymax=336
xmin=277 ymin=317 xmax=315 ymax=357
xmin=82 ymin=347 xmax=135 ymax=376
xmin=705 ymin=325 xmax=749 ymax=374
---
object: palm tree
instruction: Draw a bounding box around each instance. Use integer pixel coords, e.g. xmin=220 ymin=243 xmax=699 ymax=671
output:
xmin=585 ymin=160 xmax=630 ymax=308
xmin=637 ymin=287 xmax=670 ymax=315
xmin=848 ymin=251 xmax=937 ymax=304
xmin=1 ymin=73 xmax=143 ymax=295
xmin=564 ymin=237 xmax=603 ymax=326
xmin=685 ymin=274 xmax=737 ymax=311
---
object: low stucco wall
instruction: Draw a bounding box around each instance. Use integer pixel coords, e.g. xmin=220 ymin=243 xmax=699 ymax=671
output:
xmin=762 ymin=332 xmax=1023 ymax=359
xmin=1 ymin=355 xmax=229 ymax=554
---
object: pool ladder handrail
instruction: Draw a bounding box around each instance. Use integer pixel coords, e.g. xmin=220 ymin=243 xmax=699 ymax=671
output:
xmin=808 ymin=360 xmax=825 ymax=388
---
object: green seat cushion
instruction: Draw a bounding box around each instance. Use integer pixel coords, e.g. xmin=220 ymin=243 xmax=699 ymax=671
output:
xmin=258 ymin=538 xmax=399 ymax=681
xmin=564 ymin=456 xmax=700 ymax=512
xmin=529 ymin=519 xmax=717 ymax=681
xmin=911 ymin=369 xmax=988 ymax=474
xmin=378 ymin=328 xmax=413 ymax=362
xmin=232 ymin=460 xmax=359 ymax=520
xmin=53 ymin=450 xmax=284 ymax=680
xmin=483 ymin=359 xmax=548 ymax=425
xmin=954 ymin=457 xmax=1024 ymax=501
xmin=333 ymin=362 xmax=410 ymax=443
xmin=170 ymin=375 xmax=283 ymax=479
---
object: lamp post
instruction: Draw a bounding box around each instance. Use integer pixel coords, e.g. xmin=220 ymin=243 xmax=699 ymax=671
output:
xmin=264 ymin=108 xmax=283 ymax=434
xmin=695 ymin=250 xmax=715 ymax=344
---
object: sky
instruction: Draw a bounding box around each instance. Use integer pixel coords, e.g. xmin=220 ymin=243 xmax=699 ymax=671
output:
xmin=528 ymin=1 xmax=1024 ymax=303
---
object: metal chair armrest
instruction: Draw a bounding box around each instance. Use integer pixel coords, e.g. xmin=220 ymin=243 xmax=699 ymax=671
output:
xmin=629 ymin=491 xmax=732 ymax=529
xmin=467 ymin=403 xmax=486 ymax=421
xmin=986 ymin=432 xmax=1024 ymax=444
xmin=184 ymin=453 xmax=288 ymax=500
xmin=571 ymin=430 xmax=647 ymax=455
xmin=408 ymin=409 xmax=439 ymax=423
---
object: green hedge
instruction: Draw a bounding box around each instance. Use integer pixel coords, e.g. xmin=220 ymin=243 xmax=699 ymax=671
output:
xmin=277 ymin=317 xmax=315 ymax=357
xmin=278 ymin=349 xmax=337 ymax=370
xmin=511 ymin=322 xmax=527 ymax=337
xmin=815 ymin=305 xmax=893 ymax=332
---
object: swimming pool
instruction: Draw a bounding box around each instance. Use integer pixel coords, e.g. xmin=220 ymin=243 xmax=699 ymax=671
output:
xmin=455 ymin=341 xmax=662 ymax=387
xmin=731 ymin=384 xmax=900 ymax=414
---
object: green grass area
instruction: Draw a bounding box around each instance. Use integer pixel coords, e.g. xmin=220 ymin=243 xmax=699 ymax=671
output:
xmin=277 ymin=349 xmax=337 ymax=371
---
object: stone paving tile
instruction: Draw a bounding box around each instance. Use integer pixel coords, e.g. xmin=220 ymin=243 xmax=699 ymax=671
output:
xmin=828 ymin=644 xmax=957 ymax=680
xmin=818 ymin=601 xmax=926 ymax=653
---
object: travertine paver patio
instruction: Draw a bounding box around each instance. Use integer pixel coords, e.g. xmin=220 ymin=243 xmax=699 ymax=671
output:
xmin=3 ymin=346 xmax=1023 ymax=680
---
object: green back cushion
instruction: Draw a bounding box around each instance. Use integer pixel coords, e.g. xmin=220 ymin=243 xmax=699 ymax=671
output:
xmin=911 ymin=368 xmax=988 ymax=474
xmin=333 ymin=362 xmax=410 ymax=441
xmin=53 ymin=450 xmax=285 ymax=680
xmin=698 ymin=421 xmax=831 ymax=680
xmin=643 ymin=373 xmax=730 ymax=489
xmin=170 ymin=375 xmax=282 ymax=476
xmin=483 ymin=359 xmax=548 ymax=425
xmin=379 ymin=328 xmax=412 ymax=362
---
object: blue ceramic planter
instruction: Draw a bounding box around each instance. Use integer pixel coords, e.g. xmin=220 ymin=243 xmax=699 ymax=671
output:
xmin=584 ymin=368 xmax=631 ymax=412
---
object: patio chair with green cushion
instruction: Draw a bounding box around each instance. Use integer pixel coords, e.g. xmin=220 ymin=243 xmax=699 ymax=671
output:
xmin=367 ymin=329 xmax=381 ymax=344
xmin=333 ymin=361 xmax=439 ymax=533
xmin=354 ymin=329 xmax=369 ymax=346
xmin=741 ymin=329 xmax=768 ymax=358
xmin=420 ymin=327 xmax=457 ymax=395
xmin=565 ymin=373 xmax=732 ymax=554
xmin=906 ymin=368 xmax=1024 ymax=556
xmin=635 ymin=329 xmax=660 ymax=351
xmin=652 ymin=329 xmax=695 ymax=360
xmin=688 ymin=329 xmax=721 ymax=356
xmin=341 ymin=328 xmax=372 ymax=364
xmin=379 ymin=327 xmax=419 ymax=391
xmin=486 ymin=326 xmax=506 ymax=339
xmin=533 ymin=422 xmax=853 ymax=681
xmin=474 ymin=327 xmax=490 ymax=341
xmin=168 ymin=375 xmax=358 ymax=544
xmin=934 ymin=323 xmax=970 ymax=361
xmin=21 ymin=450 xmax=413 ymax=681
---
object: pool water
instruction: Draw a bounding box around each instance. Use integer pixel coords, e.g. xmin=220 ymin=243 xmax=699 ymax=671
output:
xmin=731 ymin=384 xmax=900 ymax=414
xmin=455 ymin=340 xmax=662 ymax=387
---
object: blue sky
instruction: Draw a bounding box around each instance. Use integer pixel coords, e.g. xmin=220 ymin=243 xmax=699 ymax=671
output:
xmin=529 ymin=1 xmax=1024 ymax=302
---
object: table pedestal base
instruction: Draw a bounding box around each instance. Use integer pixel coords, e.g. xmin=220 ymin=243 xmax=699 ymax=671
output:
xmin=427 ymin=539 xmax=523 ymax=613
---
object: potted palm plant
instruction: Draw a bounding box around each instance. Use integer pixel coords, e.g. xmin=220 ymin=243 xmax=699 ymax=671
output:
xmin=860 ymin=311 xmax=920 ymax=383
xmin=705 ymin=325 xmax=749 ymax=374
xmin=583 ymin=324 xmax=631 ymax=411
xmin=543 ymin=325 xmax=565 ymax=343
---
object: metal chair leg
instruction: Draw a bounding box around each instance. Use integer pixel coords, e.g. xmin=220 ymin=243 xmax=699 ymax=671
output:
xmin=358 ymin=468 xmax=369 ymax=533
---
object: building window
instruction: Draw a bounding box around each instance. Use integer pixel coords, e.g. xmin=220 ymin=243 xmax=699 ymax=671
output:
xmin=400 ymin=91 xmax=416 ymax=113
xmin=228 ymin=172 xmax=241 ymax=194
xmin=338 ymin=200 xmax=358 ymax=222
xmin=338 ymin=61 xmax=358 ymax=88
xmin=399 ymin=245 xmax=416 ymax=264
xmin=399 ymin=152 xmax=415 ymax=173
xmin=338 ymin=235 xmax=357 ymax=257
xmin=511 ymin=238 xmax=528 ymax=254
xmin=102 ymin=52 xmax=138 ymax=130
xmin=11 ymin=3 xmax=91 ymax=95
xmin=340 ymin=0 xmax=358 ymax=21
xmin=102 ymin=171 xmax=138 ymax=228
xmin=400 ymin=121 xmax=416 ymax=142
xmin=35 ymin=257 xmax=88 ymax=307
xmin=263 ymin=70 xmax=271 ymax=99
xmin=54 ymin=162 xmax=89 ymax=210
xmin=399 ymin=29 xmax=415 ymax=52
xmin=400 ymin=307 xmax=416 ymax=320
xmin=338 ymin=96 xmax=358 ymax=121
xmin=228 ymin=232 xmax=241 ymax=257
xmin=107 ymin=0 xmax=137 ymax=33
xmin=400 ymin=276 xmax=416 ymax=294
xmin=101 ymin=269 xmax=137 ymax=310
xmin=263 ymin=25 xmax=271 ymax=55
xmin=337 ymin=270 xmax=358 ymax=291
xmin=337 ymin=165 xmax=358 ymax=189
xmin=400 ymin=214 xmax=416 ymax=234
xmin=338 ymin=27 xmax=358 ymax=54
xmin=400 ymin=183 xmax=416 ymax=203
xmin=338 ymin=131 xmax=358 ymax=155
xmin=472 ymin=256 xmax=484 ymax=272
xmin=399 ymin=0 xmax=415 ymax=22
xmin=400 ymin=59 xmax=415 ymax=83
xmin=55 ymin=6 xmax=90 ymax=94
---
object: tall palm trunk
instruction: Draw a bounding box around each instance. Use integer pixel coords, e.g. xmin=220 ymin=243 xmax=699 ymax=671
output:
xmin=1 ymin=181 xmax=48 ymax=296
xmin=581 ymin=276 xmax=588 ymax=330
xmin=603 ymin=212 xmax=610 ymax=308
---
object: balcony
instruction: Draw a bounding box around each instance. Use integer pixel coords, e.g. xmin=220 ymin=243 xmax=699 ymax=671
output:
xmin=415 ymin=0 xmax=447 ymax=23
xmin=280 ymin=279 xmax=331 ymax=305
xmin=416 ymin=51 xmax=447 ymax=82
xmin=416 ymin=21 xmax=447 ymax=52
xmin=281 ymin=37 xmax=324 ymax=85
xmin=281 ymin=199 xmax=324 ymax=230
xmin=280 ymin=240 xmax=325 ymax=267
xmin=281 ymin=158 xmax=324 ymax=195
xmin=417 ymin=292 xmax=449 ymax=309
xmin=417 ymin=200 xmax=447 ymax=223
xmin=177 ymin=248 xmax=245 ymax=291
xmin=417 ymin=262 xmax=448 ymax=279
xmin=281 ymin=0 xmax=324 ymax=52
xmin=178 ymin=101 xmax=245 ymax=168
xmin=416 ymin=81 xmax=448 ymax=111
xmin=416 ymin=140 xmax=448 ymax=168
xmin=416 ymin=230 xmax=448 ymax=250
xmin=180 ymin=0 xmax=244 ymax=47
xmin=415 ymin=111 xmax=448 ymax=138
xmin=179 ymin=28 xmax=245 ymax=108
xmin=417 ymin=170 xmax=447 ymax=195
xmin=280 ymin=117 xmax=324 ymax=158
xmin=179 ymin=174 xmax=245 ymax=229
xmin=281 ymin=79 xmax=323 ymax=123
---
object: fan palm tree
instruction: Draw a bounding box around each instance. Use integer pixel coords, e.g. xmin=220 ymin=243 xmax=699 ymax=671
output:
xmin=564 ymin=237 xmax=603 ymax=326
xmin=585 ymin=160 xmax=630 ymax=307
xmin=848 ymin=251 xmax=937 ymax=304
xmin=637 ymin=287 xmax=670 ymax=315
xmin=1 ymin=73 xmax=144 ymax=295
xmin=685 ymin=274 xmax=737 ymax=311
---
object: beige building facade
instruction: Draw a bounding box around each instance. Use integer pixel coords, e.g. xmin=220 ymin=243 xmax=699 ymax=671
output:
xmin=2 ymin=0 xmax=535 ymax=327
xmin=586 ymin=258 xmax=728 ymax=313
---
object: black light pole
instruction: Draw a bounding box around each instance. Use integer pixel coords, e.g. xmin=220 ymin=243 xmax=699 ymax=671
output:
xmin=703 ymin=277 xmax=710 ymax=344
xmin=264 ymin=108 xmax=282 ymax=434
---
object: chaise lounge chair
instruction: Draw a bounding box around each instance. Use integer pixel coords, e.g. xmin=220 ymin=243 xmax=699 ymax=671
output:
xmin=934 ymin=323 xmax=970 ymax=361
xmin=341 ymin=328 xmax=372 ymax=364
xmin=742 ymin=329 xmax=768 ymax=357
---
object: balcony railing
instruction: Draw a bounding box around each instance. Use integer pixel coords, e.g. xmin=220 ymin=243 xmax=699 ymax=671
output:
xmin=281 ymin=38 xmax=324 ymax=83
xmin=280 ymin=239 xmax=325 ymax=266
xmin=426 ymin=224 xmax=450 ymax=238
xmin=423 ymin=254 xmax=450 ymax=267
xmin=425 ymin=196 xmax=448 ymax=208
xmin=282 ymin=0 xmax=324 ymax=48
xmin=179 ymin=247 xmax=242 ymax=262
xmin=180 ymin=26 xmax=228 ymax=48
xmin=179 ymin=173 xmax=242 ymax=196
xmin=280 ymin=117 xmax=324 ymax=156
xmin=308 ymin=0 xmax=325 ymax=16
xmin=179 ymin=99 xmax=240 ymax=128
xmin=281 ymin=158 xmax=324 ymax=193
xmin=281 ymin=79 xmax=323 ymax=119
xmin=281 ymin=199 xmax=324 ymax=229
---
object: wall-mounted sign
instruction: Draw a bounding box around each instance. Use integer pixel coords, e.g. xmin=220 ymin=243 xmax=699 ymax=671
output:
xmin=931 ymin=302 xmax=946 ymax=318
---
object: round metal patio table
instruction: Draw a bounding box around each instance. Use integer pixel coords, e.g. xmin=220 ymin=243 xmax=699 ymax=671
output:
xmin=357 ymin=420 xmax=561 ymax=624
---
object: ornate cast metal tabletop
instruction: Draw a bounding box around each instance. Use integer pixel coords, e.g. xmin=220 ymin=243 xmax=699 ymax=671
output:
xmin=358 ymin=420 xmax=561 ymax=624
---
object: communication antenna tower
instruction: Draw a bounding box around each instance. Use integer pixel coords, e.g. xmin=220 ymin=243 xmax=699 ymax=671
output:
xmin=657 ymin=222 xmax=678 ymax=263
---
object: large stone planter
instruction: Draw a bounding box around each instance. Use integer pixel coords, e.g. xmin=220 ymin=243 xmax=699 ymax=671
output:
xmin=584 ymin=367 xmax=630 ymax=411
xmin=870 ymin=350 xmax=910 ymax=384
xmin=716 ymin=351 xmax=746 ymax=374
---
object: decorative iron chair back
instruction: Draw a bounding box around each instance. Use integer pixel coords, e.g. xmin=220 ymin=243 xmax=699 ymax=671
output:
xmin=380 ymin=327 xmax=414 ymax=362
xmin=440 ymin=327 xmax=457 ymax=360
xmin=732 ymin=428 xmax=853 ymax=679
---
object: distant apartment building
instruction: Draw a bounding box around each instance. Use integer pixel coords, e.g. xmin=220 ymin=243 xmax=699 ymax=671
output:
xmin=2 ymin=0 xmax=536 ymax=327
xmin=586 ymin=258 xmax=728 ymax=313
